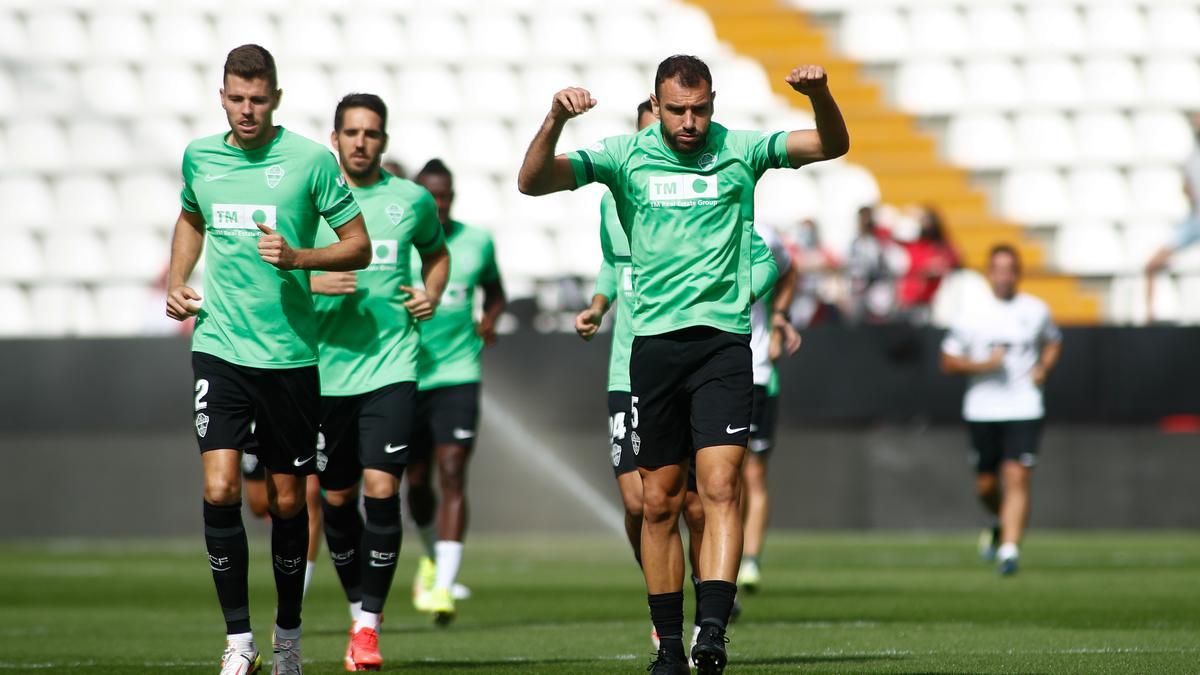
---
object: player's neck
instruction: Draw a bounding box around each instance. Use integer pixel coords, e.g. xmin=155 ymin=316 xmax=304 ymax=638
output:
xmin=344 ymin=168 xmax=383 ymax=189
xmin=226 ymin=124 xmax=278 ymax=152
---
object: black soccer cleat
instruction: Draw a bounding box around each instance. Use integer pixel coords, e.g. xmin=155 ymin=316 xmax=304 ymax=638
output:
xmin=690 ymin=623 xmax=730 ymax=674
xmin=646 ymin=646 xmax=689 ymax=675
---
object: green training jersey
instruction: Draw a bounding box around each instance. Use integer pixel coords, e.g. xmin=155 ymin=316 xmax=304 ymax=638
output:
xmin=180 ymin=127 xmax=361 ymax=368
xmin=597 ymin=191 xmax=778 ymax=393
xmin=410 ymin=220 xmax=501 ymax=390
xmin=570 ymin=121 xmax=791 ymax=336
xmin=313 ymin=171 xmax=445 ymax=396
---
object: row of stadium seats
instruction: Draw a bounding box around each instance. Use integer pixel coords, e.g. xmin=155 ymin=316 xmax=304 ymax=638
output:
xmin=0 ymin=282 xmax=173 ymax=336
xmin=831 ymin=5 xmax=1200 ymax=60
xmin=0 ymin=5 xmax=722 ymax=65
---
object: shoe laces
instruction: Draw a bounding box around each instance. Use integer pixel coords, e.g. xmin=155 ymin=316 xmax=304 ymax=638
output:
xmin=220 ymin=643 xmax=255 ymax=675
xmin=273 ymin=638 xmax=302 ymax=673
xmin=352 ymin=627 xmax=378 ymax=651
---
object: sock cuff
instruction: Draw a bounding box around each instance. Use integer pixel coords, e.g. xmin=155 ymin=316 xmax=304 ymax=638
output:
xmin=363 ymin=495 xmax=401 ymax=526
xmin=697 ymin=579 xmax=737 ymax=593
xmin=435 ymin=540 xmax=464 ymax=553
xmin=270 ymin=507 xmax=309 ymax=527
xmin=203 ymin=501 xmax=244 ymax=529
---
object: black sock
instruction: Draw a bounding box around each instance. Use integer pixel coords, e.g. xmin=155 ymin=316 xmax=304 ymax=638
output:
xmin=648 ymin=591 xmax=685 ymax=657
xmin=360 ymin=495 xmax=402 ymax=614
xmin=691 ymin=575 xmax=702 ymax=628
xmin=696 ymin=580 xmax=738 ymax=631
xmin=204 ymin=501 xmax=251 ymax=635
xmin=322 ymin=499 xmax=364 ymax=604
xmin=270 ymin=507 xmax=309 ymax=630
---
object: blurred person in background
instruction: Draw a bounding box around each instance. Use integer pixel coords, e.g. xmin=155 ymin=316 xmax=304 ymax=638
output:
xmin=784 ymin=218 xmax=840 ymax=327
xmin=1144 ymin=112 xmax=1200 ymax=321
xmin=844 ymin=206 xmax=901 ymax=324
xmin=940 ymin=245 xmax=1062 ymax=577
xmin=896 ymin=206 xmax=960 ymax=324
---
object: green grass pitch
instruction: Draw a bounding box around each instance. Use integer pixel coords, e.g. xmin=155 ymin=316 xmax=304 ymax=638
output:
xmin=1 ymin=532 xmax=1197 ymax=673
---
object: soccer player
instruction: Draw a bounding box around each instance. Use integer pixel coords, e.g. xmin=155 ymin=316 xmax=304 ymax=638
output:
xmin=310 ymin=94 xmax=450 ymax=670
xmin=940 ymin=245 xmax=1063 ymax=576
xmin=406 ymin=158 xmax=507 ymax=624
xmin=738 ymin=224 xmax=802 ymax=594
xmin=518 ymin=55 xmax=849 ymax=674
xmin=165 ymin=45 xmax=371 ymax=675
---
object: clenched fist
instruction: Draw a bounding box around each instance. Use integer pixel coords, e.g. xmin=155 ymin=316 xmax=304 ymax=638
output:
xmin=785 ymin=65 xmax=829 ymax=96
xmin=257 ymin=222 xmax=298 ymax=270
xmin=549 ymin=87 xmax=597 ymax=123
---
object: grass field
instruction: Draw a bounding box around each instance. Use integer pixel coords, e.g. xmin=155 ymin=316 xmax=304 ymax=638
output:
xmin=1 ymin=532 xmax=1197 ymax=674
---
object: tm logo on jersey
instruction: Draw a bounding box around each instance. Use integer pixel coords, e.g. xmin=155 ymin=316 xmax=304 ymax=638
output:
xmin=647 ymin=175 xmax=718 ymax=207
xmin=211 ymin=204 xmax=277 ymax=237
xmin=369 ymin=239 xmax=398 ymax=270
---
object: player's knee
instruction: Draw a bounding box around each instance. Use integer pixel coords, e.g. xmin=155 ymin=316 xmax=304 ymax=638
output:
xmin=204 ymin=475 xmax=241 ymax=506
xmin=684 ymin=499 xmax=706 ymax=533
xmin=322 ymin=487 xmax=356 ymax=508
xmin=270 ymin=491 xmax=306 ymax=519
xmin=621 ymin=493 xmax=644 ymax=521
xmin=699 ymin=469 xmax=740 ymax=506
xmin=641 ymin=487 xmax=681 ymax=524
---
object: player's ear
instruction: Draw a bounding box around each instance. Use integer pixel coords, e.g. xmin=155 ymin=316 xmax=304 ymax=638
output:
xmin=330 ymin=129 xmax=340 ymax=151
xmin=650 ymin=94 xmax=660 ymax=116
xmin=272 ymin=89 xmax=283 ymax=111
xmin=381 ymin=133 xmax=389 ymax=154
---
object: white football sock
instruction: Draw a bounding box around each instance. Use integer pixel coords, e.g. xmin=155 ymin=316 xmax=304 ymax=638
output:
xmin=434 ymin=540 xmax=464 ymax=590
xmin=419 ymin=524 xmax=438 ymax=559
xmin=354 ymin=611 xmax=381 ymax=633
xmin=302 ymin=561 xmax=315 ymax=599
xmin=997 ymin=543 xmax=1019 ymax=561
xmin=227 ymin=631 xmax=254 ymax=645
xmin=349 ymin=600 xmax=362 ymax=624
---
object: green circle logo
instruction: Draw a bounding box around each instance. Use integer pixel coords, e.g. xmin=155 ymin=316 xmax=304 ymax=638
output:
xmin=375 ymin=244 xmax=390 ymax=258
xmin=251 ymin=209 xmax=267 ymax=225
xmin=692 ymin=178 xmax=709 ymax=193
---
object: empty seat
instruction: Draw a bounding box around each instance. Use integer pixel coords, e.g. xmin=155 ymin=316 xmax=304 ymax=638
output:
xmin=1055 ymin=220 xmax=1125 ymax=274
xmin=1122 ymin=219 xmax=1174 ymax=268
xmin=93 ymin=284 xmax=162 ymax=336
xmin=965 ymin=5 xmax=1025 ymax=56
xmin=909 ymin=7 xmax=969 ymax=57
xmin=494 ymin=229 xmax=560 ymax=279
xmin=55 ymin=175 xmax=121 ymax=231
xmin=107 ymin=231 xmax=168 ymax=282
xmin=945 ymin=113 xmax=1016 ymax=170
xmin=79 ymin=64 xmax=143 ymax=116
xmin=462 ymin=11 xmax=528 ymax=63
xmin=117 ymin=172 xmax=181 ymax=230
xmin=508 ymin=191 xmax=571 ymax=230
xmin=27 ymin=10 xmax=88 ymax=61
xmin=7 ymin=119 xmax=68 ymax=172
xmin=0 ymin=69 xmax=14 ymax=119
xmin=1132 ymin=110 xmax=1194 ymax=164
xmin=556 ymin=227 xmax=601 ymax=277
xmin=0 ymin=12 xmax=27 ymax=61
xmin=1110 ymin=274 xmax=1181 ymax=325
xmin=0 ymin=284 xmax=32 ymax=335
xmin=1129 ymin=167 xmax=1189 ymax=221
xmin=0 ymin=232 xmax=44 ymax=282
xmin=529 ymin=11 xmax=596 ymax=60
xmin=213 ymin=14 xmax=280 ymax=55
xmin=68 ymin=120 xmax=133 ymax=172
xmin=1085 ymin=5 xmax=1147 ymax=55
xmin=150 ymin=12 xmax=217 ymax=63
xmin=29 ymin=284 xmax=95 ymax=336
xmin=279 ymin=14 xmax=343 ymax=63
xmin=17 ymin=66 xmax=80 ymax=116
xmin=962 ymin=59 xmax=1025 ymax=111
xmin=1144 ymin=57 xmax=1200 ymax=108
xmin=395 ymin=66 xmax=462 ymax=117
xmin=459 ymin=65 xmax=522 ymax=118
xmin=658 ymin=4 xmax=722 ymax=56
xmin=1146 ymin=6 xmax=1200 ymax=56
xmin=840 ymin=9 xmax=909 ymax=62
xmin=448 ymin=120 xmax=516 ymax=173
xmin=0 ymin=177 xmax=55 ymax=232
xmin=281 ymin=66 xmax=336 ymax=117
xmin=342 ymin=12 xmax=407 ymax=61
xmin=142 ymin=64 xmax=208 ymax=116
xmin=1001 ymin=168 xmax=1070 ymax=224
xmin=1025 ymin=57 xmax=1084 ymax=109
xmin=1081 ymin=57 xmax=1143 ymax=108
xmin=755 ymin=171 xmax=821 ymax=226
xmin=1014 ymin=112 xmax=1076 ymax=165
xmin=43 ymin=233 xmax=109 ymax=282
xmin=584 ymin=64 xmax=652 ymax=113
xmin=389 ymin=119 xmax=450 ymax=173
xmin=1075 ymin=111 xmax=1135 ymax=165
xmin=1068 ymin=168 xmax=1132 ymax=220
xmin=134 ymin=118 xmax=193 ymax=169
xmin=520 ymin=65 xmax=582 ymax=114
xmin=403 ymin=10 xmax=467 ymax=64
xmin=710 ymin=58 xmax=778 ymax=113
xmin=1026 ymin=5 xmax=1085 ymax=55
xmin=931 ymin=269 xmax=994 ymax=329
xmin=328 ymin=65 xmax=397 ymax=110
xmin=593 ymin=10 xmax=660 ymax=62
xmin=88 ymin=11 xmax=150 ymax=61
xmin=894 ymin=60 xmax=964 ymax=115
xmin=450 ymin=173 xmax=505 ymax=228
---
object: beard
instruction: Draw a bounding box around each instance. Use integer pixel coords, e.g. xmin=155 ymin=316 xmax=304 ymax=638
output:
xmin=343 ymin=156 xmax=380 ymax=181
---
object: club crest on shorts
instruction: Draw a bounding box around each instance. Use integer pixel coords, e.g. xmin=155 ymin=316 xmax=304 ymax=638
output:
xmin=316 ymin=450 xmax=328 ymax=473
xmin=385 ymin=203 xmax=405 ymax=225
xmin=265 ymin=164 xmax=285 ymax=189
xmin=631 ymin=431 xmax=641 ymax=456
xmin=611 ymin=443 xmax=622 ymax=467
xmin=195 ymin=412 xmax=210 ymax=438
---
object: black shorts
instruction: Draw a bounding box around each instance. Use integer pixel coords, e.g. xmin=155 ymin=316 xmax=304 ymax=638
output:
xmin=630 ymin=327 xmax=753 ymax=469
xmin=410 ymin=383 xmax=480 ymax=463
xmin=609 ymin=390 xmax=699 ymax=491
xmin=192 ymin=352 xmax=320 ymax=475
xmin=749 ymin=385 xmax=779 ymax=455
xmin=317 ymin=382 xmax=418 ymax=491
xmin=241 ymin=451 xmax=265 ymax=481
xmin=967 ymin=420 xmax=1043 ymax=474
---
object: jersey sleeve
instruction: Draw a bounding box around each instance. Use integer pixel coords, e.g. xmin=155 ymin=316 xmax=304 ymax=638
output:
xmin=740 ymin=130 xmax=792 ymax=178
xmin=749 ymin=228 xmax=779 ymax=302
xmin=568 ymin=135 xmax=625 ymax=190
xmin=941 ymin=324 xmax=969 ymax=357
xmin=411 ymin=190 xmax=446 ymax=255
xmin=594 ymin=203 xmax=618 ymax=300
xmin=179 ymin=143 xmax=200 ymax=214
xmin=1039 ymin=307 xmax=1063 ymax=345
xmin=478 ymin=232 xmax=502 ymax=286
xmin=309 ymin=149 xmax=361 ymax=228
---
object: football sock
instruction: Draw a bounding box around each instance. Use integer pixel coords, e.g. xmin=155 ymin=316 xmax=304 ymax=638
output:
xmin=360 ymin=496 xmax=402 ymax=614
xmin=648 ymin=591 xmax=686 ymax=657
xmin=322 ymin=499 xmax=364 ymax=604
xmin=434 ymin=541 xmax=464 ymax=590
xmin=204 ymin=501 xmax=251 ymax=636
xmin=270 ymin=508 xmax=309 ymax=631
xmin=697 ymin=580 xmax=738 ymax=631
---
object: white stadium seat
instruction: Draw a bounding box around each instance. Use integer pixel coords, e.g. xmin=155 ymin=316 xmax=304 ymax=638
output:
xmin=945 ymin=113 xmax=1016 ymax=170
xmin=395 ymin=66 xmax=462 ymax=117
xmin=658 ymin=4 xmax=722 ymax=56
xmin=909 ymin=7 xmax=969 ymax=57
xmin=1129 ymin=167 xmax=1189 ymax=221
xmin=530 ymin=11 xmax=596 ymax=61
xmin=448 ymin=120 xmax=516 ymax=174
xmin=894 ymin=60 xmax=965 ymax=116
xmin=1084 ymin=5 xmax=1147 ymax=56
xmin=1133 ymin=110 xmax=1194 ymax=165
xmin=106 ymin=231 xmax=167 ymax=282
xmin=42 ymin=232 xmax=109 ymax=282
xmin=451 ymin=173 xmax=506 ymax=229
xmin=494 ymin=230 xmax=561 ymax=280
xmin=1025 ymin=57 xmax=1085 ymax=109
xmin=0 ymin=177 xmax=55 ymax=232
xmin=79 ymin=64 xmax=143 ymax=117
xmin=1001 ymin=168 xmax=1070 ymax=224
xmin=27 ymin=10 xmax=89 ymax=61
xmin=403 ymin=10 xmax=468 ymax=64
xmin=7 ymin=119 xmax=68 ymax=173
xmin=330 ymin=65 xmax=397 ymax=106
xmin=755 ymin=171 xmax=821 ymax=226
xmin=150 ymin=12 xmax=217 ymax=64
xmin=0 ymin=69 xmax=14 ymax=119
xmin=389 ymin=119 xmax=450 ymax=173
xmin=341 ymin=13 xmax=407 ymax=61
xmin=1143 ymin=57 xmax=1200 ymax=108
xmin=0 ymin=285 xmax=33 ymax=336
xmin=88 ymin=11 xmax=151 ymax=61
xmin=1146 ymin=6 xmax=1200 ymax=56
xmin=142 ymin=64 xmax=207 ymax=116
xmin=29 ymin=284 xmax=96 ymax=336
xmin=585 ymin=64 xmax=652 ymax=114
xmin=459 ymin=66 xmax=523 ymax=118
xmin=93 ymin=283 xmax=163 ymax=336
xmin=1074 ymin=111 xmax=1136 ymax=166
xmin=1110 ymin=274 xmax=1181 ymax=325
xmin=840 ymin=9 xmax=909 ymax=62
xmin=1122 ymin=219 xmax=1174 ymax=269
xmin=1055 ymin=220 xmax=1125 ymax=274
xmin=710 ymin=58 xmax=778 ymax=113
xmin=0 ymin=232 xmax=44 ymax=283
xmin=1068 ymin=167 xmax=1132 ymax=221
xmin=17 ymin=65 xmax=80 ymax=116
xmin=1026 ymin=5 xmax=1086 ymax=55
xmin=464 ymin=12 xmax=530 ymax=63
xmin=279 ymin=14 xmax=344 ymax=64
xmin=593 ymin=10 xmax=661 ymax=62
xmin=965 ymin=5 xmax=1026 ymax=56
xmin=68 ymin=120 xmax=133 ymax=172
xmin=1081 ymin=57 xmax=1143 ymax=109
xmin=1015 ymin=112 xmax=1076 ymax=166
xmin=117 ymin=172 xmax=181 ymax=231
xmin=520 ymin=65 xmax=582 ymax=115
xmin=962 ymin=59 xmax=1026 ymax=111
xmin=55 ymin=175 xmax=120 ymax=231
xmin=0 ymin=12 xmax=27 ymax=62
xmin=282 ymin=66 xmax=337 ymax=118
xmin=133 ymin=118 xmax=193 ymax=170
xmin=556 ymin=227 xmax=601 ymax=278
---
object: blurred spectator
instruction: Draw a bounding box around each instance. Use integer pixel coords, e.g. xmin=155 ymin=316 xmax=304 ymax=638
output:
xmin=1144 ymin=113 xmax=1200 ymax=321
xmin=896 ymin=206 xmax=960 ymax=323
xmin=844 ymin=206 xmax=902 ymax=324
xmin=382 ymin=158 xmax=407 ymax=179
xmin=784 ymin=218 xmax=841 ymax=327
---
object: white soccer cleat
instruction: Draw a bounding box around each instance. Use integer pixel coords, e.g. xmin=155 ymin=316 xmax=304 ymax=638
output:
xmin=271 ymin=632 xmax=303 ymax=675
xmin=651 ymin=624 xmax=660 ymax=650
xmin=689 ymin=624 xmax=701 ymax=668
xmin=220 ymin=641 xmax=262 ymax=675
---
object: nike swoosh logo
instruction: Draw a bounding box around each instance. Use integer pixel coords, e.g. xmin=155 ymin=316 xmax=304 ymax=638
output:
xmin=293 ymin=455 xmax=315 ymax=467
xmin=726 ymin=425 xmax=748 ymax=434
xmin=384 ymin=443 xmax=407 ymax=454
xmin=203 ymin=173 xmax=229 ymax=182
xmin=369 ymin=560 xmax=395 ymax=568
xmin=452 ymin=429 xmax=475 ymax=440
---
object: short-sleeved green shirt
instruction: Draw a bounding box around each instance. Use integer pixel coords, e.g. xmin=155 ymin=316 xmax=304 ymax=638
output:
xmin=570 ymin=122 xmax=790 ymax=336
xmin=312 ymin=171 xmax=445 ymax=396
xmin=597 ymin=190 xmax=778 ymax=393
xmin=410 ymin=221 xmax=501 ymax=390
xmin=180 ymin=127 xmax=361 ymax=368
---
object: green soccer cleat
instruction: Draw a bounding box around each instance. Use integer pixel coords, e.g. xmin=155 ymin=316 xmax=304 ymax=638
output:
xmin=412 ymin=556 xmax=437 ymax=612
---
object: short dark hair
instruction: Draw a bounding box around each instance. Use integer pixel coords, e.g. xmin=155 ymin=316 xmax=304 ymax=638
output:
xmin=334 ymin=93 xmax=388 ymax=132
xmin=989 ymin=243 xmax=1021 ymax=271
xmin=224 ymin=44 xmax=277 ymax=90
xmin=654 ymin=55 xmax=712 ymax=95
xmin=416 ymin=158 xmax=453 ymax=181
xmin=636 ymin=98 xmax=653 ymax=122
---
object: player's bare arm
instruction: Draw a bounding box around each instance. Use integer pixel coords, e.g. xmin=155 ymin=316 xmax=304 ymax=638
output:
xmin=476 ymin=280 xmax=507 ymax=346
xmin=783 ymin=65 xmax=850 ymax=167
xmin=402 ymin=244 xmax=451 ymax=321
xmin=768 ymin=262 xmax=802 ymax=359
xmin=575 ymin=294 xmax=612 ymax=341
xmin=941 ymin=345 xmax=1007 ymax=375
xmin=310 ymin=271 xmax=358 ymax=296
xmin=257 ymin=213 xmax=371 ymax=271
xmin=1032 ymin=340 xmax=1063 ymax=387
xmin=517 ymin=88 xmax=597 ymax=196
xmin=166 ymin=208 xmax=206 ymax=321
